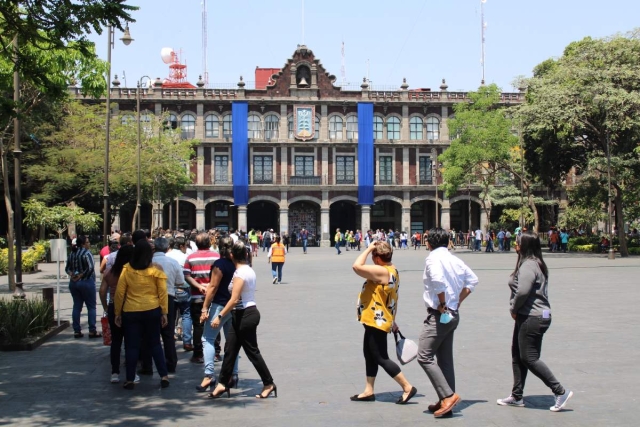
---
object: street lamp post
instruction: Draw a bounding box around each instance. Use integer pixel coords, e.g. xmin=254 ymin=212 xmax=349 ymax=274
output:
xmin=135 ymin=76 xmax=151 ymax=230
xmin=433 ymin=160 xmax=441 ymax=229
xmin=103 ymin=25 xmax=133 ymax=245
xmin=606 ymin=132 xmax=615 ymax=260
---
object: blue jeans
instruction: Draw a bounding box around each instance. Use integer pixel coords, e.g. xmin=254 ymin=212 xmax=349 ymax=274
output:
xmin=475 ymin=239 xmax=482 ymax=251
xmin=68 ymin=279 xmax=97 ymax=333
xmin=302 ymin=239 xmax=308 ymax=253
xmin=335 ymin=242 xmax=341 ymax=254
xmin=122 ymin=307 xmax=167 ymax=382
xmin=175 ymin=298 xmax=192 ymax=345
xmin=202 ymin=303 xmax=239 ymax=378
xmin=271 ymin=262 xmax=284 ymax=282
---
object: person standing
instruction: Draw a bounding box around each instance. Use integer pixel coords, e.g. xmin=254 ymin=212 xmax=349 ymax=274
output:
xmin=335 ymin=228 xmax=342 ymax=255
xmin=474 ymin=228 xmax=483 ymax=252
xmin=65 ymin=235 xmax=101 ymax=339
xmin=300 ymin=228 xmax=309 ymax=254
xmin=184 ymin=233 xmax=220 ymax=363
xmin=419 ymin=228 xmax=479 ymax=418
xmin=262 ymin=229 xmax=272 ymax=252
xmin=167 ymin=236 xmax=192 ymax=351
xmin=560 ymin=229 xmax=569 ymax=253
xmin=485 ymin=230 xmax=495 ymax=253
xmin=497 ymin=229 xmax=506 ymax=252
xmin=114 ymin=240 xmax=170 ymax=390
xmin=268 ymin=235 xmax=287 ymax=284
xmin=351 ymin=241 xmax=417 ymax=404
xmin=505 ymin=230 xmax=512 ymax=252
xmin=209 ymin=241 xmax=276 ymax=399
xmin=497 ymin=231 xmax=573 ymax=411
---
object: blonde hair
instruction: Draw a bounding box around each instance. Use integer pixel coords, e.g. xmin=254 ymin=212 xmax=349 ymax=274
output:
xmin=372 ymin=241 xmax=393 ymax=263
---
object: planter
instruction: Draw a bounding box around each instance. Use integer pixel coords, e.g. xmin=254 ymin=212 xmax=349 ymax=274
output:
xmin=0 ymin=320 xmax=69 ymax=351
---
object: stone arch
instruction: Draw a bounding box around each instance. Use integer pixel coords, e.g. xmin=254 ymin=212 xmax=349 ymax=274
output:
xmin=178 ymin=111 xmax=197 ymax=120
xmin=410 ymin=195 xmax=443 ymax=206
xmin=248 ymin=195 xmax=280 ymax=206
xmin=203 ymin=196 xmax=234 ymax=207
xmin=448 ymin=194 xmax=484 ymax=206
xmin=178 ymin=196 xmax=202 ymax=209
xmin=329 ymin=195 xmax=358 ymax=205
xmin=288 ymin=195 xmax=322 ymax=207
xmin=374 ymin=195 xmax=404 ymax=206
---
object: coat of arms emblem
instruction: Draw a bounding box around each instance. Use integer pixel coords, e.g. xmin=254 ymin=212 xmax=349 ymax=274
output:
xmin=294 ymin=105 xmax=315 ymax=141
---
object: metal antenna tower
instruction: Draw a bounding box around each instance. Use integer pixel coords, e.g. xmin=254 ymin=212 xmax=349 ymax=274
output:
xmin=202 ymin=0 xmax=209 ymax=87
xmin=341 ymin=41 xmax=346 ymax=86
xmin=480 ymin=0 xmax=487 ymax=85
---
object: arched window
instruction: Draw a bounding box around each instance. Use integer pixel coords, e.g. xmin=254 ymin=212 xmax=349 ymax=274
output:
xmin=373 ymin=116 xmax=383 ymax=140
xmin=180 ymin=113 xmax=196 ymax=139
xmin=315 ymin=115 xmax=320 ymax=139
xmin=387 ymin=116 xmax=400 ymax=140
xmin=410 ymin=117 xmax=423 ymax=140
xmin=205 ymin=114 xmax=219 ymax=138
xmin=165 ymin=114 xmax=178 ymax=131
xmin=141 ymin=113 xmax=153 ymax=137
xmin=222 ymin=114 xmax=232 ymax=138
xmin=346 ymin=116 xmax=358 ymax=141
xmin=329 ymin=116 xmax=343 ymax=141
xmin=426 ymin=117 xmax=440 ymax=141
xmin=264 ymin=114 xmax=279 ymax=140
xmin=121 ymin=114 xmax=134 ymax=125
xmin=247 ymin=115 xmax=261 ymax=139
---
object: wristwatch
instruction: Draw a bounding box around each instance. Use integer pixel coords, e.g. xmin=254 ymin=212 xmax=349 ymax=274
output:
xmin=439 ymin=301 xmax=446 ymax=307
xmin=218 ymin=314 xmax=223 ymax=320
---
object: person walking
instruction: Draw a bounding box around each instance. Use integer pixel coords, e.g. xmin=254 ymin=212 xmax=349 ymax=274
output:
xmin=65 ymin=235 xmax=101 ymax=339
xmin=249 ymin=229 xmax=259 ymax=257
xmin=474 ymin=228 xmax=483 ymax=252
xmin=300 ymin=228 xmax=309 ymax=254
xmin=485 ymin=230 xmax=495 ymax=253
xmin=560 ymin=229 xmax=569 ymax=253
xmin=262 ymin=229 xmax=272 ymax=252
xmin=208 ymin=241 xmax=276 ymax=399
xmin=114 ymin=240 xmax=170 ymax=390
xmin=167 ymin=236 xmax=192 ymax=351
xmin=351 ymin=241 xmax=417 ymax=404
xmin=268 ymin=235 xmax=287 ymax=284
xmin=335 ymin=228 xmax=342 ymax=255
xmin=99 ymin=245 xmax=135 ymax=384
xmin=497 ymin=231 xmax=573 ymax=412
xmin=420 ymin=228 xmax=479 ymax=418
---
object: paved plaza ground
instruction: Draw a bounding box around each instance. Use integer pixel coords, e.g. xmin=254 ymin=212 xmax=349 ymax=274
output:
xmin=0 ymin=246 xmax=638 ymax=426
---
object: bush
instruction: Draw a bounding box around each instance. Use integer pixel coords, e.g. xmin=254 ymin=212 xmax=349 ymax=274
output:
xmin=572 ymin=244 xmax=598 ymax=253
xmin=0 ymin=241 xmax=48 ymax=275
xmin=628 ymin=247 xmax=640 ymax=255
xmin=0 ymin=297 xmax=53 ymax=344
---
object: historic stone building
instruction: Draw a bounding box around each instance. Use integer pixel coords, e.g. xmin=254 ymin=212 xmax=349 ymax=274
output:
xmin=76 ymin=45 xmax=526 ymax=246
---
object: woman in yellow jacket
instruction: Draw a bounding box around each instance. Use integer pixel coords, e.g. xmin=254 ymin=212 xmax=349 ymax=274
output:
xmin=268 ymin=235 xmax=287 ymax=284
xmin=351 ymin=241 xmax=417 ymax=404
xmin=115 ymin=240 xmax=170 ymax=390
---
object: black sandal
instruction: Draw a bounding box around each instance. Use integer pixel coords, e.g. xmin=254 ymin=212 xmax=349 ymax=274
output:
xmin=73 ymin=332 xmax=84 ymax=339
xmin=88 ymin=332 xmax=102 ymax=339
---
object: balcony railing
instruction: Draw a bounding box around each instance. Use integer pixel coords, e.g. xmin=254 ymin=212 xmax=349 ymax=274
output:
xmin=253 ymin=177 xmax=273 ymax=184
xmin=379 ymin=178 xmax=394 ymax=185
xmin=419 ymin=177 xmax=434 ymax=185
xmin=289 ymin=176 xmax=321 ymax=185
xmin=214 ymin=178 xmax=229 ymax=184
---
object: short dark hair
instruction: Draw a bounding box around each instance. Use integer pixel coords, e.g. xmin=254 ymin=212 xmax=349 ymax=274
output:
xmin=76 ymin=235 xmax=87 ymax=246
xmin=426 ymin=228 xmax=449 ymax=249
xmin=132 ymin=229 xmax=147 ymax=245
xmin=129 ymin=239 xmax=153 ymax=270
xmin=195 ymin=232 xmax=211 ymax=250
xmin=154 ymin=237 xmax=169 ymax=253
xmin=174 ymin=236 xmax=186 ymax=248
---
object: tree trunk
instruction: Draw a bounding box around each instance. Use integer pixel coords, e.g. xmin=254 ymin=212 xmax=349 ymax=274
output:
xmin=131 ymin=205 xmax=139 ymax=233
xmin=528 ymin=193 xmax=540 ymax=233
xmin=1 ymin=138 xmax=16 ymax=291
xmin=613 ymin=184 xmax=628 ymax=257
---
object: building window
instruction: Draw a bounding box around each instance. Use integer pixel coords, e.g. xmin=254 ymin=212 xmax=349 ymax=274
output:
xmin=288 ymin=115 xmax=294 ymax=139
xmin=214 ymin=155 xmax=228 ymax=183
xmin=379 ymin=156 xmax=393 ymax=184
xmin=248 ymin=115 xmax=261 ymax=139
xmin=140 ymin=113 xmax=153 ymax=136
xmin=419 ymin=156 xmax=433 ymax=184
xmin=253 ymin=156 xmax=273 ymax=183
xmin=346 ymin=116 xmax=358 ymax=141
xmin=205 ymin=115 xmax=219 ymax=138
xmin=264 ymin=114 xmax=279 ymax=140
xmin=374 ymin=116 xmax=383 ymax=140
xmin=329 ymin=116 xmax=343 ymax=141
xmin=180 ymin=113 xmax=196 ymax=139
xmin=222 ymin=114 xmax=232 ymax=139
xmin=121 ymin=114 xmax=134 ymax=125
xmin=166 ymin=114 xmax=178 ymax=131
xmin=426 ymin=117 xmax=440 ymax=141
xmin=410 ymin=117 xmax=423 ymax=140
xmin=315 ymin=115 xmax=320 ymax=139
xmin=294 ymin=155 xmax=314 ymax=176
xmin=387 ymin=116 xmax=400 ymax=140
xmin=336 ymin=156 xmax=355 ymax=184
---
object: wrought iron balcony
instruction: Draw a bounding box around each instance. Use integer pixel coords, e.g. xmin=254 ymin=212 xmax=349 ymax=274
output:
xmin=289 ymin=176 xmax=321 ymax=185
xmin=253 ymin=177 xmax=273 ymax=184
xmin=336 ymin=177 xmax=355 ymax=184
xmin=419 ymin=177 xmax=434 ymax=185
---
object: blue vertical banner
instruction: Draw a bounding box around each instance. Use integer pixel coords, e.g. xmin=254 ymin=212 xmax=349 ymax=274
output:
xmin=358 ymin=102 xmax=374 ymax=205
xmin=232 ymin=101 xmax=249 ymax=205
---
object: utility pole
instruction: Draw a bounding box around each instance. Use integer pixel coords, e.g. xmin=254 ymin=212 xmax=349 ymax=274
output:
xmin=13 ymin=36 xmax=25 ymax=298
xmin=480 ymin=0 xmax=487 ymax=85
xmin=607 ymin=131 xmax=615 ymax=260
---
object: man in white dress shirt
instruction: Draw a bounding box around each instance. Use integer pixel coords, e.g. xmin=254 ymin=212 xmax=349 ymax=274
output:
xmin=419 ymin=228 xmax=479 ymax=418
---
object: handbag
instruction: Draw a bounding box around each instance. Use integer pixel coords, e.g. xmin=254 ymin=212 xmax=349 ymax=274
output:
xmin=393 ymin=329 xmax=418 ymax=365
xmin=101 ymin=314 xmax=112 ymax=346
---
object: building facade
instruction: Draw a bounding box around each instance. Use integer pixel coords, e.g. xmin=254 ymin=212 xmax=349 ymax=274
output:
xmin=76 ymin=45 xmax=526 ymax=246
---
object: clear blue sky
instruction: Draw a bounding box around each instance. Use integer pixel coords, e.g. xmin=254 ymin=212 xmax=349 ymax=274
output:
xmin=89 ymin=0 xmax=640 ymax=92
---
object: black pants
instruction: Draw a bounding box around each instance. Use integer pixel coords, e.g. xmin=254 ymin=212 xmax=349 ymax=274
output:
xmin=190 ymin=300 xmax=204 ymax=357
xmin=142 ymin=296 xmax=177 ymax=372
xmin=511 ymin=315 xmax=564 ymax=400
xmin=123 ymin=307 xmax=168 ymax=382
xmin=363 ymin=325 xmax=401 ymax=378
xmin=219 ymin=306 xmax=273 ymax=386
xmin=107 ymin=303 xmax=124 ymax=374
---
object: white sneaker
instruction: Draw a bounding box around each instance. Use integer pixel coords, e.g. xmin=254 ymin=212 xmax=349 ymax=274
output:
xmin=550 ymin=390 xmax=573 ymax=412
xmin=110 ymin=373 xmax=120 ymax=383
xmin=497 ymin=395 xmax=524 ymax=407
xmin=134 ymin=374 xmax=141 ymax=384
xmin=272 ymin=277 xmax=278 ymax=284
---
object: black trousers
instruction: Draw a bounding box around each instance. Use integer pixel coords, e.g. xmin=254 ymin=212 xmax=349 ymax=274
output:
xmin=219 ymin=306 xmax=273 ymax=386
xmin=511 ymin=315 xmax=564 ymax=399
xmin=363 ymin=325 xmax=401 ymax=378
xmin=107 ymin=303 xmax=124 ymax=374
xmin=142 ymin=296 xmax=176 ymax=372
xmin=190 ymin=300 xmax=204 ymax=357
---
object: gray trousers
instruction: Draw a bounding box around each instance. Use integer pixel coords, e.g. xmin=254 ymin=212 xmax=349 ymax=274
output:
xmin=417 ymin=310 xmax=459 ymax=400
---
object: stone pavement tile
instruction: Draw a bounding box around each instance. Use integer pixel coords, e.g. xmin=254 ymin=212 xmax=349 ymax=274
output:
xmin=1 ymin=249 xmax=639 ymax=426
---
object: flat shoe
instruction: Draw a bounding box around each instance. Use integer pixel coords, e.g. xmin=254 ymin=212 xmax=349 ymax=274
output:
xmin=396 ymin=386 xmax=417 ymax=404
xmin=350 ymin=394 xmax=375 ymax=402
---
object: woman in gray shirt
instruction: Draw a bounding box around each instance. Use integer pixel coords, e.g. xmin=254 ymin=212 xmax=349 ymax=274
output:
xmin=497 ymin=231 xmax=573 ymax=412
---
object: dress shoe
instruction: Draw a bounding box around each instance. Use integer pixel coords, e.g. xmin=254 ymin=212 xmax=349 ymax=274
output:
xmin=183 ymin=344 xmax=194 ymax=352
xmin=190 ymin=356 xmax=204 ymax=364
xmin=428 ymin=400 xmax=441 ymax=413
xmin=350 ymin=394 xmax=375 ymax=402
xmin=434 ymin=393 xmax=460 ymax=418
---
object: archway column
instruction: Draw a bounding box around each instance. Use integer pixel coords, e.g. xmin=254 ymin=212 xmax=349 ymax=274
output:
xmin=401 ymin=191 xmax=411 ymax=233
xmin=440 ymin=200 xmax=451 ymax=230
xmin=280 ymin=209 xmax=289 ymax=235
xmin=361 ymin=205 xmax=371 ymax=233
xmin=238 ymin=205 xmax=247 ymax=232
xmin=196 ymin=208 xmax=205 ymax=230
xmin=320 ymin=208 xmax=330 ymax=246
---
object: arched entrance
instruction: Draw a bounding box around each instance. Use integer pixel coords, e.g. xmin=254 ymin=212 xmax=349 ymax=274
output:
xmin=371 ymin=199 xmax=402 ymax=232
xmin=330 ymin=200 xmax=360 ymax=243
xmin=162 ymin=200 xmax=196 ymax=230
xmin=450 ymin=200 xmax=482 ymax=233
xmin=288 ymin=200 xmax=320 ymax=246
xmin=410 ymin=200 xmax=438 ymax=234
xmin=247 ymin=200 xmax=279 ymax=232
xmin=205 ymin=201 xmax=236 ymax=231
xmin=119 ymin=201 xmax=153 ymax=232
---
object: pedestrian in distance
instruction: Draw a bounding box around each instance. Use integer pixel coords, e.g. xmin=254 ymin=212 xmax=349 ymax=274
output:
xmin=497 ymin=231 xmax=573 ymax=412
xmin=268 ymin=235 xmax=287 ymax=284
xmin=335 ymin=228 xmax=342 ymax=255
xmin=351 ymin=241 xmax=417 ymax=404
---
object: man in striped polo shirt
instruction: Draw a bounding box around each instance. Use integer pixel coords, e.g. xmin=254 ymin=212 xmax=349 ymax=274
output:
xmin=184 ymin=232 xmax=220 ymax=363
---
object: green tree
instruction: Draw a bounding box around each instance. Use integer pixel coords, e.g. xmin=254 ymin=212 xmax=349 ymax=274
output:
xmin=22 ymin=199 xmax=100 ymax=238
xmin=519 ymin=30 xmax=640 ymax=256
